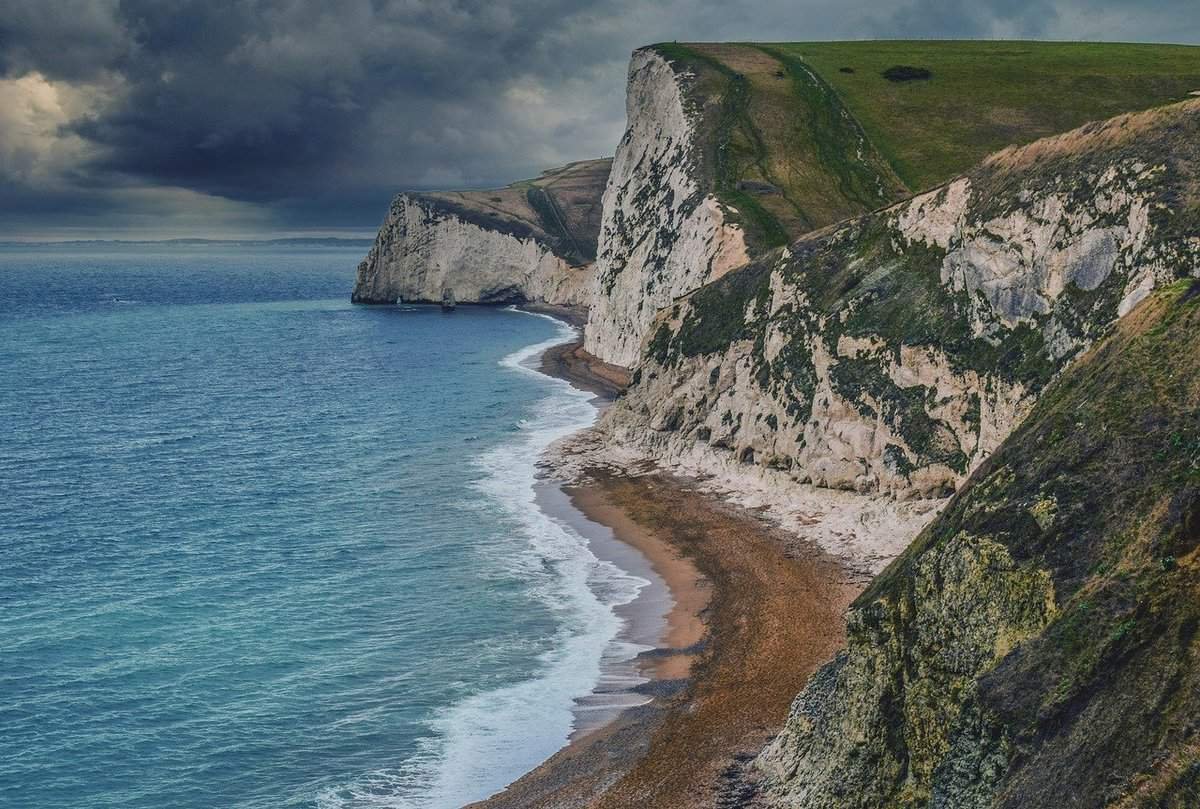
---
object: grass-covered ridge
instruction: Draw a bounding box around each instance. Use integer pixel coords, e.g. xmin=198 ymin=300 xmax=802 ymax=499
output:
xmin=651 ymin=42 xmax=906 ymax=248
xmin=650 ymin=40 xmax=1200 ymax=248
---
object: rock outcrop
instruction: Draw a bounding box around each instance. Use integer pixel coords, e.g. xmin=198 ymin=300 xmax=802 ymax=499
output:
xmin=600 ymin=100 xmax=1200 ymax=504
xmin=351 ymin=158 xmax=610 ymax=307
xmin=756 ymin=280 xmax=1200 ymax=808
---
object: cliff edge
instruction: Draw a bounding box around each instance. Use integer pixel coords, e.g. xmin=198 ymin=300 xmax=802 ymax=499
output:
xmin=583 ymin=40 xmax=1200 ymax=366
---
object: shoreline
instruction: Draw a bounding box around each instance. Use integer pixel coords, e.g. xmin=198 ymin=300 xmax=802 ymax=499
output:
xmin=564 ymin=482 xmax=707 ymax=683
xmin=519 ymin=302 xmax=631 ymax=400
xmin=473 ymin=327 xmax=859 ymax=808
xmin=523 ymin=318 xmax=702 ymax=741
xmin=533 ymin=480 xmax=705 ymax=737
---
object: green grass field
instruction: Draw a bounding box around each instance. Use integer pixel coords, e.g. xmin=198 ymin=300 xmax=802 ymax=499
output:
xmin=777 ymin=41 xmax=1200 ymax=190
xmin=652 ymin=40 xmax=1200 ymax=247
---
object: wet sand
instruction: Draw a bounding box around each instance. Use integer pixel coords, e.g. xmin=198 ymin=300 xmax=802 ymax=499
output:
xmin=517 ymin=302 xmax=631 ymax=400
xmin=566 ymin=482 xmax=707 ymax=681
xmin=532 ymin=479 xmax=701 ymax=743
xmin=539 ymin=340 xmax=630 ymax=400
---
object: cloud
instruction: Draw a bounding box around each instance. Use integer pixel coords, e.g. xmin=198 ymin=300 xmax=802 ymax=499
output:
xmin=0 ymin=73 xmax=101 ymax=185
xmin=0 ymin=0 xmax=1197 ymax=237
xmin=0 ymin=0 xmax=127 ymax=81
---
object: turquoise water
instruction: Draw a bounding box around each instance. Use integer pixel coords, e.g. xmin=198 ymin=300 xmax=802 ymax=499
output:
xmin=0 ymin=247 xmax=648 ymax=807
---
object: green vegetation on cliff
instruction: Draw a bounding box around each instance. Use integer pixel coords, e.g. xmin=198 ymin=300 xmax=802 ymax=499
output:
xmin=762 ymin=281 xmax=1200 ymax=808
xmin=629 ymin=97 xmax=1200 ymax=496
xmin=651 ymin=42 xmax=905 ymax=247
xmin=650 ymin=40 xmax=1200 ymax=252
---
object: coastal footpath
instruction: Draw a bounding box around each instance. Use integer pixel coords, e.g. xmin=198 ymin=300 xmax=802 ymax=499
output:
xmin=356 ymin=41 xmax=1200 ymax=807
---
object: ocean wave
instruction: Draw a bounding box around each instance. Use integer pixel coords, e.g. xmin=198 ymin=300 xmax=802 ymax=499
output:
xmin=318 ymin=312 xmax=651 ymax=809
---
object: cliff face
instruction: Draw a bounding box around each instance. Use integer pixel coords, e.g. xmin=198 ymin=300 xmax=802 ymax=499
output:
xmin=601 ymin=100 xmax=1200 ymax=504
xmin=351 ymin=195 xmax=584 ymax=306
xmin=756 ymin=280 xmax=1200 ymax=808
xmin=583 ymin=48 xmax=750 ymax=367
xmin=351 ymin=158 xmax=610 ymax=306
xmin=582 ymin=43 xmax=913 ymax=367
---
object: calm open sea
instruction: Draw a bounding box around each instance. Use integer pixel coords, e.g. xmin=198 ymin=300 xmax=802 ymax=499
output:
xmin=0 ymin=246 xmax=648 ymax=807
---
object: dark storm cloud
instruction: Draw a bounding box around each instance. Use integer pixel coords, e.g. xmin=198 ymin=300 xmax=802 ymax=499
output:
xmin=1 ymin=0 xmax=1198 ymax=237
xmin=0 ymin=0 xmax=127 ymax=80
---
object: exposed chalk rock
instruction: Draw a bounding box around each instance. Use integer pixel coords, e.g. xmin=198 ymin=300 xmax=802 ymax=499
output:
xmin=602 ymin=99 xmax=1200 ymax=514
xmin=584 ymin=48 xmax=749 ymax=367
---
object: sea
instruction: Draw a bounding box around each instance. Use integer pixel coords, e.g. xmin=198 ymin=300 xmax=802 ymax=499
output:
xmin=0 ymin=245 xmax=656 ymax=808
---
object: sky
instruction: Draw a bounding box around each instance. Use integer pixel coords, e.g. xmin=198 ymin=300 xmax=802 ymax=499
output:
xmin=1 ymin=0 xmax=1197 ymax=240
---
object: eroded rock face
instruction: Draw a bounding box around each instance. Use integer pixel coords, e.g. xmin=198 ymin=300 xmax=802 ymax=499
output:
xmin=351 ymin=195 xmax=590 ymax=306
xmin=602 ymin=100 xmax=1200 ymax=504
xmin=583 ymin=48 xmax=749 ymax=367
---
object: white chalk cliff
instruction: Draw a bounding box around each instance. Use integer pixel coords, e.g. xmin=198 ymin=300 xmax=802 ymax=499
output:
xmin=583 ymin=48 xmax=749 ymax=367
xmin=352 ymin=195 xmax=588 ymax=306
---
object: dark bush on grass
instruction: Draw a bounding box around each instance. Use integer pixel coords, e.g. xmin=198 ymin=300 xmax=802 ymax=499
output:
xmin=882 ymin=65 xmax=933 ymax=82
xmin=839 ymin=66 xmax=855 ymax=73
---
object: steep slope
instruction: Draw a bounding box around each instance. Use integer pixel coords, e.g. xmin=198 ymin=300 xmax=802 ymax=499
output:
xmin=603 ymin=99 xmax=1200 ymax=509
xmin=583 ymin=41 xmax=1200 ymax=366
xmin=351 ymin=158 xmax=610 ymax=306
xmin=757 ymin=279 xmax=1200 ymax=808
xmin=582 ymin=47 xmax=752 ymax=367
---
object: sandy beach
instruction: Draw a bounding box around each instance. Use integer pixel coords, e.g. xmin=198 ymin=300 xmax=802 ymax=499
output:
xmin=472 ymin=335 xmax=859 ymax=808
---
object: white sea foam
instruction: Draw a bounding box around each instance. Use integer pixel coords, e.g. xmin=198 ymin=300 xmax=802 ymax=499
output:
xmin=318 ymin=312 xmax=653 ymax=809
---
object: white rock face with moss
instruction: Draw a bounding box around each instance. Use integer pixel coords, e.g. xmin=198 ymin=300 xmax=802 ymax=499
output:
xmin=583 ymin=48 xmax=748 ymax=368
xmin=351 ymin=158 xmax=611 ymax=307
xmin=599 ymin=102 xmax=1200 ymax=517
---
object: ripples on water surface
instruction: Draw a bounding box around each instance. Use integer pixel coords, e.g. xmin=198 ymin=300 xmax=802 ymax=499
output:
xmin=0 ymin=246 xmax=645 ymax=808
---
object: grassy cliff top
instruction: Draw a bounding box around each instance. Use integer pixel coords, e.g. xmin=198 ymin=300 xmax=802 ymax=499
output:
xmin=414 ymin=158 xmax=611 ymax=265
xmin=649 ymin=40 xmax=1200 ymax=247
xmin=773 ymin=40 xmax=1200 ymax=189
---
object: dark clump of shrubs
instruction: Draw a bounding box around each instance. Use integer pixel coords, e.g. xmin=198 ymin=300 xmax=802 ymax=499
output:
xmin=882 ymin=65 xmax=933 ymax=82
xmin=839 ymin=66 xmax=855 ymax=74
